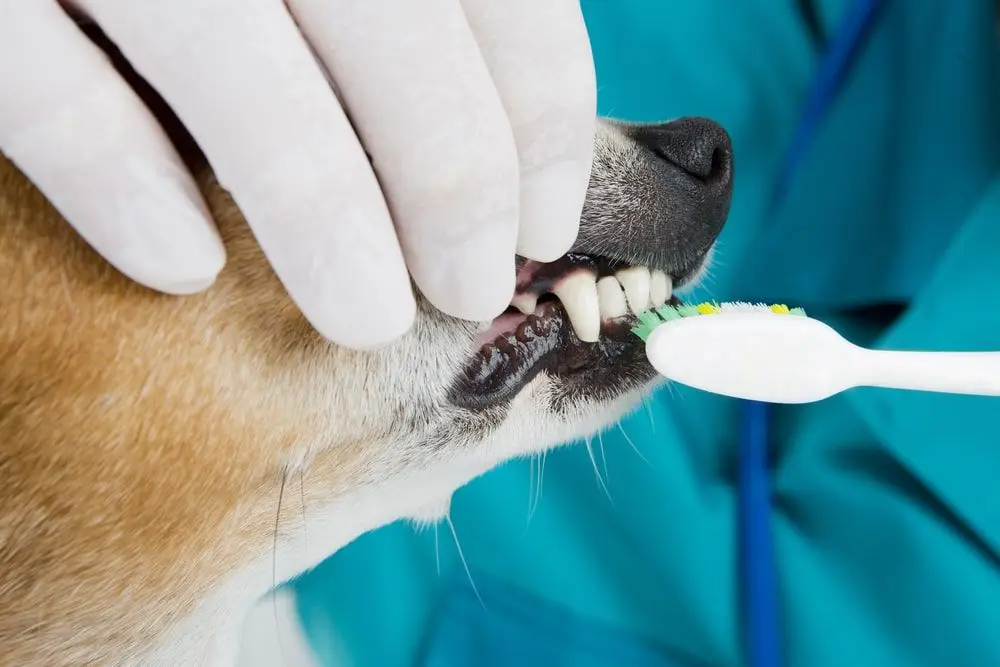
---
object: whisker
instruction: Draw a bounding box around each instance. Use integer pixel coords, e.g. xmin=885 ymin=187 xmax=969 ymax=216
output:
xmin=272 ymin=468 xmax=288 ymax=658
xmin=434 ymin=522 xmax=441 ymax=577
xmin=532 ymin=452 xmax=547 ymax=518
xmin=273 ymin=470 xmax=287 ymax=590
xmin=522 ymin=451 xmax=549 ymax=538
xmin=597 ymin=432 xmax=609 ymax=485
xmin=538 ymin=451 xmax=547 ymax=507
xmin=708 ymin=242 xmax=728 ymax=267
xmin=584 ymin=437 xmax=613 ymax=505
xmin=525 ymin=455 xmax=538 ymax=528
xmin=616 ymin=422 xmax=650 ymax=465
xmin=642 ymin=397 xmax=657 ymax=434
xmin=299 ymin=469 xmax=307 ymax=558
xmin=665 ymin=380 xmax=677 ymax=399
xmin=446 ymin=515 xmax=485 ymax=610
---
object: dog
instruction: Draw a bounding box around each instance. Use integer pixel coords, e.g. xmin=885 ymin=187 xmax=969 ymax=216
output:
xmin=0 ymin=31 xmax=733 ymax=667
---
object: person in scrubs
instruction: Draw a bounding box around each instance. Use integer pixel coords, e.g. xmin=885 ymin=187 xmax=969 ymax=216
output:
xmin=291 ymin=1 xmax=1000 ymax=666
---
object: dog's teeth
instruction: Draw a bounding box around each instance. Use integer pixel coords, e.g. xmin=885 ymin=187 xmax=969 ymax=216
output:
xmin=551 ymin=272 xmax=601 ymax=342
xmin=650 ymin=270 xmax=671 ymax=308
xmin=596 ymin=276 xmax=628 ymax=319
xmin=616 ymin=266 xmax=651 ymax=314
xmin=510 ymin=292 xmax=538 ymax=315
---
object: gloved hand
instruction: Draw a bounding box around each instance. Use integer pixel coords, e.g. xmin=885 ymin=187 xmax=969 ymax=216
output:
xmin=0 ymin=0 xmax=596 ymax=349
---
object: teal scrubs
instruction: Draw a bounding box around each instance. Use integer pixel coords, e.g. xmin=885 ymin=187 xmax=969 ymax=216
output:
xmin=291 ymin=1 xmax=1000 ymax=665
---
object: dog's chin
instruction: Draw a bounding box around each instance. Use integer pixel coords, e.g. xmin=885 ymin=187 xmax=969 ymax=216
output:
xmin=448 ymin=252 xmax=690 ymax=413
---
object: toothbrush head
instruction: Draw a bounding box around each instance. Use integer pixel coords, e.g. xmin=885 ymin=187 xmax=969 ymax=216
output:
xmin=631 ymin=301 xmax=807 ymax=341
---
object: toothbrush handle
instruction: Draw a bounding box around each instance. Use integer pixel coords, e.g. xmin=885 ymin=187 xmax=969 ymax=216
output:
xmin=859 ymin=350 xmax=1000 ymax=397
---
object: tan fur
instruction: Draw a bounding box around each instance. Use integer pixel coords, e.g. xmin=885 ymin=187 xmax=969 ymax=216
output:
xmin=0 ymin=24 xmax=735 ymax=666
xmin=0 ymin=31 xmax=417 ymax=662
xmin=0 ymin=137 xmax=353 ymax=663
xmin=0 ymin=107 xmax=734 ymax=666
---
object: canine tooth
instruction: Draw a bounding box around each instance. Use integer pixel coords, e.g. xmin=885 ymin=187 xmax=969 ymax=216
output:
xmin=510 ymin=292 xmax=538 ymax=315
xmin=596 ymin=276 xmax=628 ymax=319
xmin=551 ymin=272 xmax=601 ymax=342
xmin=650 ymin=270 xmax=671 ymax=307
xmin=616 ymin=266 xmax=651 ymax=314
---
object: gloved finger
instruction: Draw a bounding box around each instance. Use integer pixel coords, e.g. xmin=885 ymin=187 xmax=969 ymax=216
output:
xmin=0 ymin=1 xmax=225 ymax=294
xmin=289 ymin=0 xmax=520 ymax=323
xmin=79 ymin=0 xmax=415 ymax=349
xmin=460 ymin=0 xmax=597 ymax=262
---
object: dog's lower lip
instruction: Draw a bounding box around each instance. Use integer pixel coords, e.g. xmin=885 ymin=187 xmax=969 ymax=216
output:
xmin=448 ymin=289 xmax=681 ymax=411
xmin=448 ymin=246 xmax=690 ymax=410
xmin=450 ymin=301 xmax=566 ymax=410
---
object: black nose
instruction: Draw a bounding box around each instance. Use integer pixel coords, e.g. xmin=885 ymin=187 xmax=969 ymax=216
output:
xmin=614 ymin=116 xmax=734 ymax=280
xmin=635 ymin=117 xmax=733 ymax=185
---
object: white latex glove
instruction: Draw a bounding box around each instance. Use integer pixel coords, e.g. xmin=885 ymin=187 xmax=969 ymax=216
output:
xmin=0 ymin=0 xmax=596 ymax=349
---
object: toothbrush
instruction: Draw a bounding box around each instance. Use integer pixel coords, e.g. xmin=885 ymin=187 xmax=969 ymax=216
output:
xmin=632 ymin=302 xmax=1000 ymax=404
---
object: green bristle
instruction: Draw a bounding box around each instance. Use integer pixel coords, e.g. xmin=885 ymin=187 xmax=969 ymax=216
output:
xmin=638 ymin=309 xmax=663 ymax=330
xmin=630 ymin=324 xmax=651 ymax=341
xmin=675 ymin=304 xmax=702 ymax=318
xmin=631 ymin=310 xmax=664 ymax=341
xmin=654 ymin=304 xmax=683 ymax=321
xmin=630 ymin=301 xmax=809 ymax=341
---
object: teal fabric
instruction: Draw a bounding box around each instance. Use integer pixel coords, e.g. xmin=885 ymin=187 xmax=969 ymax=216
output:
xmin=291 ymin=1 xmax=1000 ymax=665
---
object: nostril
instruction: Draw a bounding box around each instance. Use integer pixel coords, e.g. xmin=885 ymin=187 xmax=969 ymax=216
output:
xmin=640 ymin=117 xmax=733 ymax=183
xmin=706 ymin=145 xmax=733 ymax=181
xmin=649 ymin=145 xmax=724 ymax=180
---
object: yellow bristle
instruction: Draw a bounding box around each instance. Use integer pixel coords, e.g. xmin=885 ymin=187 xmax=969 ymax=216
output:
xmin=769 ymin=304 xmax=790 ymax=314
xmin=695 ymin=302 xmax=720 ymax=315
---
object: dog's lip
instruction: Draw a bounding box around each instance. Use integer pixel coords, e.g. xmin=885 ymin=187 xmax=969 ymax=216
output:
xmin=449 ymin=300 xmax=567 ymax=411
xmin=447 ymin=248 xmax=694 ymax=411
xmin=448 ymin=291 xmax=681 ymax=412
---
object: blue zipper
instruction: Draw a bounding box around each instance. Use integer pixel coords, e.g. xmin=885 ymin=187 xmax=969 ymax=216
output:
xmin=740 ymin=3 xmax=884 ymax=667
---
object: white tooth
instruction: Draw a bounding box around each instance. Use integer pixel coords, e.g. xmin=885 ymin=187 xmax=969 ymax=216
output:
xmin=551 ymin=272 xmax=601 ymax=342
xmin=616 ymin=266 xmax=651 ymax=314
xmin=650 ymin=270 xmax=671 ymax=307
xmin=597 ymin=276 xmax=628 ymax=319
xmin=510 ymin=292 xmax=538 ymax=315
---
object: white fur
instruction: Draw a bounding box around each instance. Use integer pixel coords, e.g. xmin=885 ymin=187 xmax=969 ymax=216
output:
xmin=238 ymin=591 xmax=318 ymax=667
xmin=145 ymin=381 xmax=654 ymax=665
xmin=0 ymin=116 xmax=727 ymax=664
